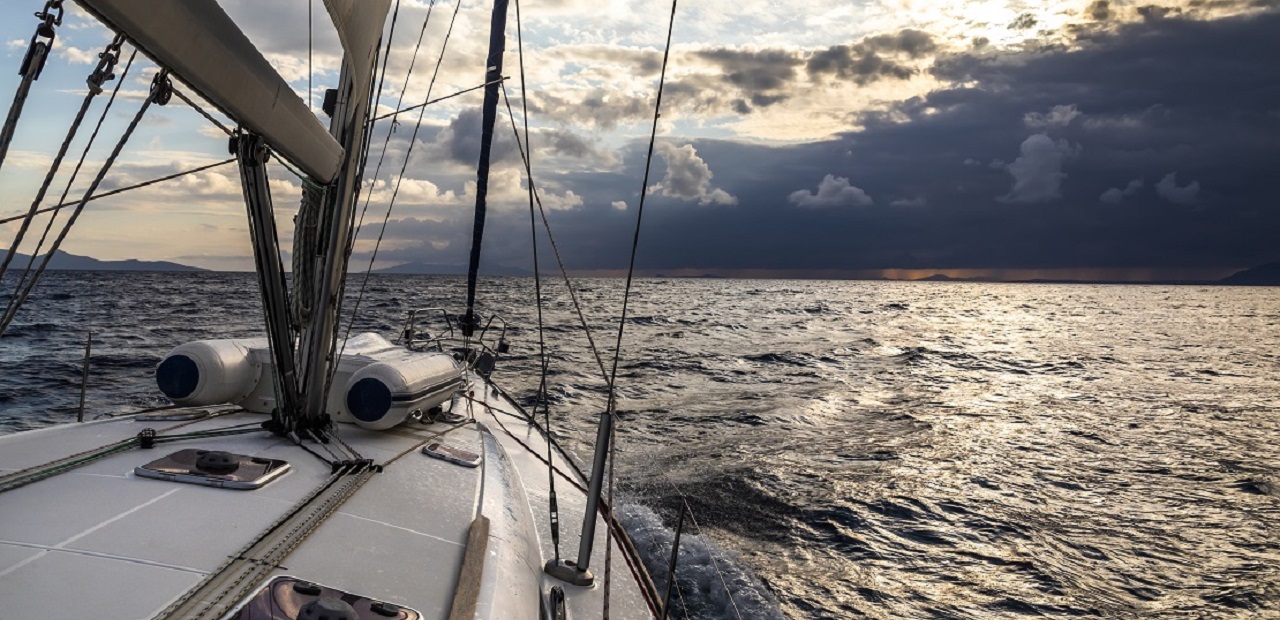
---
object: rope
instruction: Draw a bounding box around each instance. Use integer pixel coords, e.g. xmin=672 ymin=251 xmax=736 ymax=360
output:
xmin=1 ymin=46 xmax=136 ymax=322
xmin=170 ymin=83 xmax=325 ymax=192
xmin=171 ymin=86 xmax=231 ymax=135
xmin=0 ymin=69 xmax=166 ymax=337
xmin=499 ymin=84 xmax=611 ymax=384
xmin=0 ymin=412 xmax=255 ymax=495
xmin=0 ymin=158 xmax=235 ymax=226
xmin=312 ymin=36 xmax=392 ymax=428
xmin=367 ymin=79 xmax=504 ymax=123
xmin=0 ymin=34 xmax=123 ymax=284
xmin=510 ymin=0 xmax=561 ymax=562
xmin=291 ymin=184 xmax=323 ymax=326
xmin=472 ymin=389 xmax=663 ymax=617
xmin=0 ymin=0 xmax=63 ymax=175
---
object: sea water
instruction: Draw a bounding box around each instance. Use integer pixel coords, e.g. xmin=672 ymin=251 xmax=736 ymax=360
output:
xmin=2 ymin=271 xmax=1277 ymax=618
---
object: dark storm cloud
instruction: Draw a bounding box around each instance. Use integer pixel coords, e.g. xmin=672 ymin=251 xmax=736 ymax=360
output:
xmin=530 ymin=32 xmax=936 ymax=125
xmin=693 ymin=49 xmax=803 ymax=92
xmin=806 ymin=29 xmax=937 ymax=85
xmin=386 ymin=11 xmax=1280 ymax=275
xmin=527 ymin=88 xmax=653 ymax=130
xmin=1087 ymin=0 xmax=1112 ymax=20
xmin=440 ymin=108 xmax=520 ymax=166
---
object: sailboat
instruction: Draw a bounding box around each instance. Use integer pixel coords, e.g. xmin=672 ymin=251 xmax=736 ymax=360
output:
xmin=0 ymin=0 xmax=678 ymax=618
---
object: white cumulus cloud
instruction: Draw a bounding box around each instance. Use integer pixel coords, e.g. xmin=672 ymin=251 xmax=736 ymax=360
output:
xmin=649 ymin=143 xmax=737 ymax=206
xmin=1155 ymin=172 xmax=1200 ymax=205
xmin=788 ymin=174 xmax=873 ymax=208
xmin=998 ymin=133 xmax=1077 ymax=203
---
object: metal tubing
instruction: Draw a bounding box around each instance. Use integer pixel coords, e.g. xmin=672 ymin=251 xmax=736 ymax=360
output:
xmin=236 ymin=133 xmax=301 ymax=422
xmin=661 ymin=504 xmax=686 ymax=620
xmin=574 ymin=408 xmax=614 ymax=573
xmin=77 ymin=329 xmax=91 ymax=422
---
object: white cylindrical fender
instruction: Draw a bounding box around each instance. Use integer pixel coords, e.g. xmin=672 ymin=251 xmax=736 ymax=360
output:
xmin=344 ymin=353 xmax=462 ymax=430
xmin=156 ymin=339 xmax=264 ymax=407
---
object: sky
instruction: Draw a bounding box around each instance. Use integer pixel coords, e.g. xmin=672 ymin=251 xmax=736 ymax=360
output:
xmin=0 ymin=0 xmax=1277 ymax=279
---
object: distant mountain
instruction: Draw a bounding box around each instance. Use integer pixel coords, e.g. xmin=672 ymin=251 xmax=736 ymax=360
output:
xmin=1219 ymin=262 xmax=1280 ymax=286
xmin=372 ymin=261 xmax=533 ymax=276
xmin=912 ymin=274 xmax=985 ymax=282
xmin=0 ymin=250 xmax=205 ymax=272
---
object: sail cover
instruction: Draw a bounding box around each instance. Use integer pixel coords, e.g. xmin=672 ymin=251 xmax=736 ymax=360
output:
xmin=323 ymin=0 xmax=394 ymax=106
xmin=72 ymin=0 xmax=343 ymax=183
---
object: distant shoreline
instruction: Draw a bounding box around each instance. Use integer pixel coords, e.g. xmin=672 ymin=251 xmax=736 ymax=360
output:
xmin=7 ymin=250 xmax=1278 ymax=285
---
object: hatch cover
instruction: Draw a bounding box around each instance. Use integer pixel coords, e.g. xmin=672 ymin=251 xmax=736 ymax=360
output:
xmin=228 ymin=576 xmax=421 ymax=620
xmin=135 ymin=448 xmax=290 ymax=490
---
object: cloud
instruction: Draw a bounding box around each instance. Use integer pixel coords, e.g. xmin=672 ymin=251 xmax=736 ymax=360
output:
xmin=58 ymin=45 xmax=98 ymax=65
xmin=650 ymin=143 xmax=737 ymax=206
xmin=1100 ymin=178 xmax=1144 ymax=204
xmin=999 ymin=134 xmax=1077 ymax=203
xmin=694 ymin=48 xmax=803 ymax=92
xmin=1155 ymin=172 xmax=1200 ymax=205
xmin=438 ymin=108 xmax=520 ymax=167
xmin=1009 ymin=13 xmax=1038 ymax=30
xmin=806 ymin=29 xmax=936 ymax=86
xmin=1024 ymin=104 xmax=1081 ymax=128
xmin=788 ymin=175 xmax=873 ymax=208
xmin=1087 ymin=0 xmax=1112 ymax=21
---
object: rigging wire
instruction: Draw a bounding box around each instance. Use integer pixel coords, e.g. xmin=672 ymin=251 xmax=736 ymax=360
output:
xmin=0 ymin=158 xmax=235 ymax=227
xmin=348 ymin=0 xmax=435 ymax=267
xmin=0 ymin=34 xmax=124 ymax=284
xmin=3 ymin=44 xmax=135 ymax=290
xmin=0 ymin=0 xmax=63 ymax=177
xmin=368 ymin=78 xmax=502 ymax=123
xmin=171 ymin=87 xmax=232 ymax=135
xmin=510 ymin=0 xmax=562 ymax=563
xmin=603 ymin=0 xmax=682 ymax=614
xmin=2 ymin=46 xmax=136 ymax=312
xmin=334 ymin=0 xmax=465 ymax=367
xmin=499 ymin=86 xmax=611 ymax=383
xmin=308 ymin=0 xmax=313 ymax=112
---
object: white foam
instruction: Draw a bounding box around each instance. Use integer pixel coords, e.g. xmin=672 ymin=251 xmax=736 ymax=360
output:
xmin=618 ymin=504 xmax=785 ymax=620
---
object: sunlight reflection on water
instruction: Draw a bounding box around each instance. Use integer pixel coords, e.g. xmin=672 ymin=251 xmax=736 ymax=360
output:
xmin=2 ymin=273 xmax=1278 ymax=618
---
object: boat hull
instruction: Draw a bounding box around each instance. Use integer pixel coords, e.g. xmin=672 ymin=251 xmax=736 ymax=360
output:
xmin=0 ymin=374 xmax=659 ymax=619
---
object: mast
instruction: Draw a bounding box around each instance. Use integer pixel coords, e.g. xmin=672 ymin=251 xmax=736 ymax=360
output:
xmin=461 ymin=0 xmax=511 ymax=337
xmin=296 ymin=0 xmax=392 ymax=426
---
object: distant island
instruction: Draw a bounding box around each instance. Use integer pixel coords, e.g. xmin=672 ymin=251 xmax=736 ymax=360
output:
xmin=1 ymin=250 xmax=205 ymax=272
xmin=4 ymin=249 xmax=1279 ymax=285
xmin=1218 ymin=262 xmax=1280 ymax=286
xmin=912 ymin=263 xmax=1280 ymax=286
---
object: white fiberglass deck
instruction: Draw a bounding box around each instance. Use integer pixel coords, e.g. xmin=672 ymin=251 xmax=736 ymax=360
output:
xmin=0 ymin=375 xmax=657 ymax=619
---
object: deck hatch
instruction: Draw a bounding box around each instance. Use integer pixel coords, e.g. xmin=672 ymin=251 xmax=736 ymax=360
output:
xmin=228 ymin=576 xmax=421 ymax=620
xmin=134 ymin=448 xmax=290 ymax=490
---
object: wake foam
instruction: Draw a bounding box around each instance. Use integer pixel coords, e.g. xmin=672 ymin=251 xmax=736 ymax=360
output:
xmin=618 ymin=504 xmax=785 ymax=620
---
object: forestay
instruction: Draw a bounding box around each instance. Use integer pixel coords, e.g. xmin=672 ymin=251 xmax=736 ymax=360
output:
xmin=71 ymin=0 xmax=343 ymax=183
